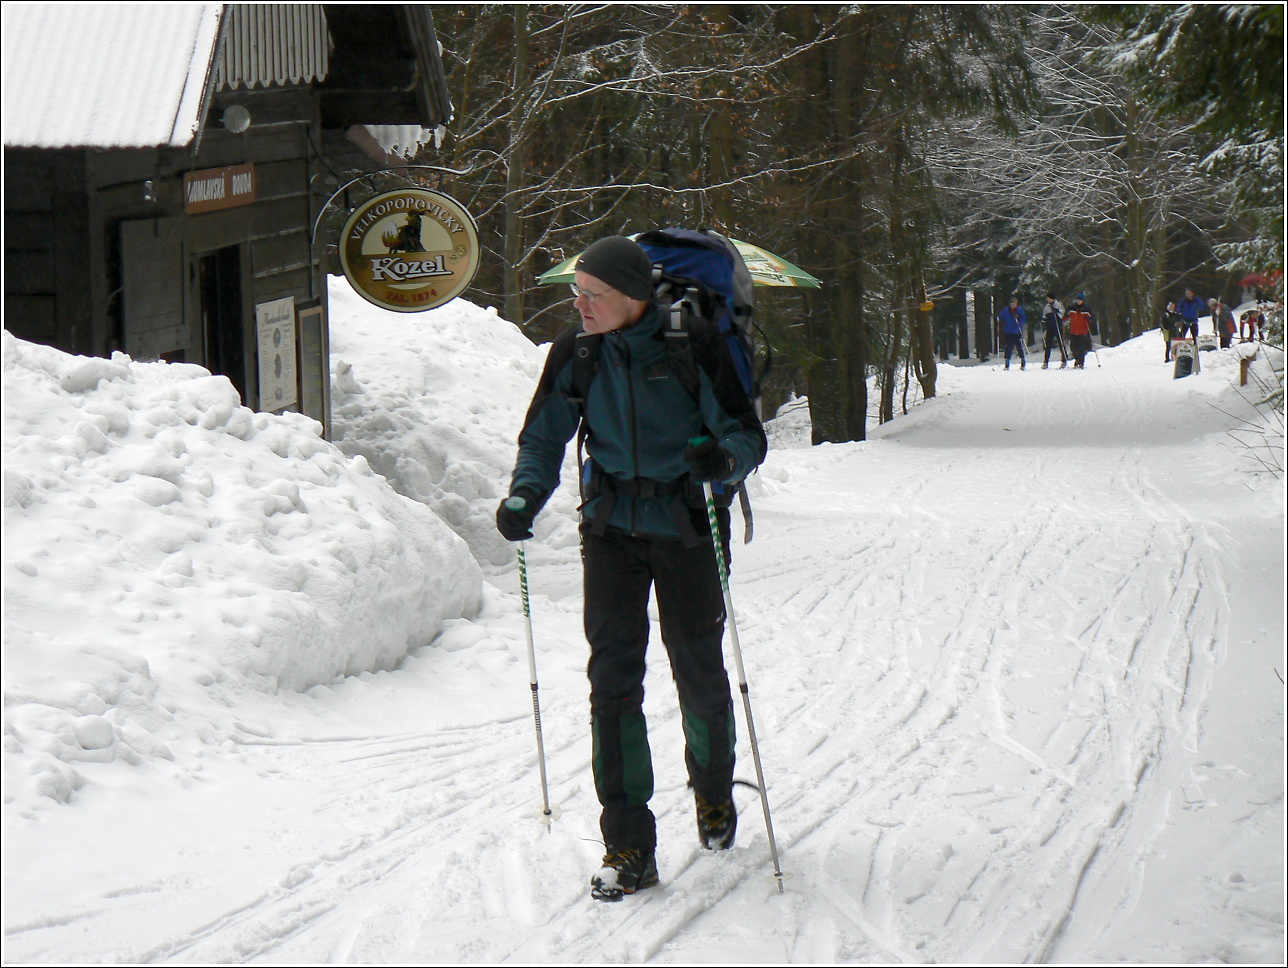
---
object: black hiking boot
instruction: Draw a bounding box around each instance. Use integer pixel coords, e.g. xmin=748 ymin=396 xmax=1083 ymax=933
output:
xmin=696 ymin=791 xmax=737 ymax=850
xmin=590 ymin=847 xmax=659 ymax=901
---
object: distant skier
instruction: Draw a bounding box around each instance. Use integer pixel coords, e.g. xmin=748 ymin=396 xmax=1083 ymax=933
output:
xmin=1064 ymin=293 xmax=1096 ymax=369
xmin=998 ymin=297 xmax=1027 ymax=370
xmin=1160 ymin=300 xmax=1185 ymax=362
xmin=1041 ymin=293 xmax=1067 ymax=369
xmin=1176 ymin=288 xmax=1204 ymax=340
xmin=1240 ymin=307 xmax=1266 ymax=342
xmin=1213 ymin=298 xmax=1236 ymax=348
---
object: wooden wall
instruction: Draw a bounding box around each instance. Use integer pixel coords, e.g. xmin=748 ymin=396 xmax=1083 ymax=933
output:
xmin=4 ymin=149 xmax=96 ymax=355
xmin=4 ymin=86 xmax=329 ymax=427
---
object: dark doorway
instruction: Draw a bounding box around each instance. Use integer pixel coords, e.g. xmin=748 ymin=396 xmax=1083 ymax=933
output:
xmin=198 ymin=245 xmax=247 ymax=402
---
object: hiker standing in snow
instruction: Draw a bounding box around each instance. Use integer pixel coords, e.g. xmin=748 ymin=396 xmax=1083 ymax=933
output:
xmin=1161 ymin=300 xmax=1185 ymax=362
xmin=1041 ymin=293 xmax=1067 ymax=369
xmin=1240 ymin=307 xmax=1266 ymax=342
xmin=998 ymin=297 xmax=1027 ymax=370
xmin=1176 ymin=288 xmax=1204 ymax=341
xmin=1064 ymin=293 xmax=1096 ymax=369
xmin=496 ymin=236 xmax=766 ymax=901
xmin=1214 ymin=298 xmax=1237 ymax=348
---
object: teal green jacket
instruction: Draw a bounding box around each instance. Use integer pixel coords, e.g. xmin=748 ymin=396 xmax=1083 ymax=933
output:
xmin=510 ymin=303 xmax=766 ymax=538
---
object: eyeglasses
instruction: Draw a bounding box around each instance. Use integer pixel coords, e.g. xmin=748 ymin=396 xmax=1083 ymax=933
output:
xmin=569 ymin=283 xmax=614 ymax=303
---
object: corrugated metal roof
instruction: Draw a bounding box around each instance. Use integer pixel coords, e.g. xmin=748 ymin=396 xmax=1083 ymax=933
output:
xmin=1 ymin=3 xmax=453 ymax=149
xmin=216 ymin=4 xmax=330 ymax=91
xmin=2 ymin=3 xmax=223 ymax=149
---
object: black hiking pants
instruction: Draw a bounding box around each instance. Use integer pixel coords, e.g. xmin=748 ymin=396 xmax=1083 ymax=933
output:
xmin=582 ymin=512 xmax=735 ymax=852
xmin=1003 ymin=333 xmax=1026 ymax=367
xmin=1043 ymin=325 xmax=1066 ymax=366
xmin=1070 ymin=332 xmax=1091 ymax=367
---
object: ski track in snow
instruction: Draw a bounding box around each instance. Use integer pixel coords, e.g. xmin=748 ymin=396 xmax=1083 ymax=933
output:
xmin=3 ymin=358 xmax=1268 ymax=965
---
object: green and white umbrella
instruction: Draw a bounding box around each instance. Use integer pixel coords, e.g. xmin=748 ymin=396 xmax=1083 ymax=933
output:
xmin=727 ymin=239 xmax=821 ymax=288
xmin=536 ymin=235 xmax=821 ymax=289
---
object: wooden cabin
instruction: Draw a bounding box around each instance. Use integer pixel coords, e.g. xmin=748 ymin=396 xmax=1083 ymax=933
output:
xmin=3 ymin=3 xmax=452 ymax=436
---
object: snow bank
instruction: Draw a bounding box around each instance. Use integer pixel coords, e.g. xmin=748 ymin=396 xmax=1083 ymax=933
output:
xmin=764 ymin=392 xmax=812 ymax=449
xmin=327 ymin=279 xmax=581 ymax=568
xmin=2 ymin=332 xmax=481 ymax=809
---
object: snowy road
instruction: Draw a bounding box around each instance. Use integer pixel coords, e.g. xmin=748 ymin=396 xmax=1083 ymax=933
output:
xmin=4 ymin=339 xmax=1283 ymax=964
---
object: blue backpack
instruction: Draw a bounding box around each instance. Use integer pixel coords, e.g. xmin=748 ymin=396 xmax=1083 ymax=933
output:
xmin=635 ymin=228 xmax=766 ymax=417
xmin=567 ymin=227 xmax=770 ymax=540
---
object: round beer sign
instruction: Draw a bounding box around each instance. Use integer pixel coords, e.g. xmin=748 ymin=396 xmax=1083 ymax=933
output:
xmin=339 ymin=188 xmax=480 ymax=312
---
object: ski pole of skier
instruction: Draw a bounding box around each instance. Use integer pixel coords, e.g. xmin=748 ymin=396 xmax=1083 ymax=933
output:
xmin=697 ymin=467 xmax=785 ymax=893
xmin=512 ymin=520 xmax=557 ymax=827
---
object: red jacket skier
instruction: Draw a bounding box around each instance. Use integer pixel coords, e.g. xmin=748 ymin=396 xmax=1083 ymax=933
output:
xmin=1063 ymin=293 xmax=1095 ymax=369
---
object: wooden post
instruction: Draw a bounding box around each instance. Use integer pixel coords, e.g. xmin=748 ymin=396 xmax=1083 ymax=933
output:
xmin=1239 ymin=346 xmax=1258 ymax=386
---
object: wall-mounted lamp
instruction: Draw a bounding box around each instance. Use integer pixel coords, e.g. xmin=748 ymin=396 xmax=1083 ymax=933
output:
xmin=222 ymin=105 xmax=251 ymax=134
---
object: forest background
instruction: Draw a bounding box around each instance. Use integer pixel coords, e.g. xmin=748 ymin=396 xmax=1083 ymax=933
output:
xmin=337 ymin=3 xmax=1284 ymax=444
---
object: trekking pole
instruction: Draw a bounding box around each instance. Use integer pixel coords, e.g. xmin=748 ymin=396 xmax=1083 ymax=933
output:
xmin=694 ymin=456 xmax=785 ymax=893
xmin=512 ymin=526 xmax=559 ymax=827
xmin=1056 ymin=325 xmax=1070 ymax=366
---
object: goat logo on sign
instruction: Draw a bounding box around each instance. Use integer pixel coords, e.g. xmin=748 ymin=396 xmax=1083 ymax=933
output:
xmin=383 ymin=214 xmax=425 ymax=254
xmin=340 ymin=189 xmax=480 ymax=313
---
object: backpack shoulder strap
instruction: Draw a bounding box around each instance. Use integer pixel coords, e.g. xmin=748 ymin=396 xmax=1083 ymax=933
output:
xmin=564 ymin=328 xmax=603 ymax=499
xmin=661 ymin=292 xmax=703 ymax=401
xmin=660 ymin=299 xmax=763 ymax=544
xmin=569 ymin=329 xmax=603 ymax=407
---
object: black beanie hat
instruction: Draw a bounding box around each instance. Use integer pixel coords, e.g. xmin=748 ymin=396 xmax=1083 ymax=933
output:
xmin=576 ymin=236 xmax=654 ymax=300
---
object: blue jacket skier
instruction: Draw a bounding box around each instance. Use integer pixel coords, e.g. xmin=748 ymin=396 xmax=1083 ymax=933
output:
xmin=998 ymin=298 xmax=1027 ymax=370
xmin=1176 ymin=289 xmax=1204 ymax=340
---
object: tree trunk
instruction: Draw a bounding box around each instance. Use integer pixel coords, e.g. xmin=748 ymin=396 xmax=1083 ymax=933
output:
xmin=705 ymin=5 xmax=736 ymax=231
xmin=801 ymin=10 xmax=871 ymax=444
xmin=841 ymin=268 xmax=869 ymax=440
xmin=879 ymin=307 xmax=899 ymax=425
xmin=911 ymin=286 xmax=938 ymax=398
xmin=503 ymin=4 xmax=529 ymax=328
xmin=805 ymin=277 xmax=846 ymax=444
xmin=831 ymin=14 xmax=868 ymax=442
xmin=974 ymin=291 xmax=994 ymax=360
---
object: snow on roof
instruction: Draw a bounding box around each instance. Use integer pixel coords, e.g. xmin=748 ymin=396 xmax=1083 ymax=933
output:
xmin=1 ymin=3 xmax=223 ymax=149
xmin=364 ymin=124 xmax=444 ymax=158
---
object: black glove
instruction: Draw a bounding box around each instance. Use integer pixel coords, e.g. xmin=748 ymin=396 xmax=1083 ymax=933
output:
xmin=684 ymin=437 xmax=733 ymax=482
xmin=496 ymin=489 xmax=539 ymax=541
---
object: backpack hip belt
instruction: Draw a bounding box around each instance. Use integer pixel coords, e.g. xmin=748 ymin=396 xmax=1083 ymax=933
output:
xmin=581 ymin=470 xmax=716 ymax=546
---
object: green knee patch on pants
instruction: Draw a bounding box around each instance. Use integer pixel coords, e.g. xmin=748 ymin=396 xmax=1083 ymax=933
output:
xmin=593 ymin=712 xmax=654 ymax=805
xmin=681 ymin=705 xmax=736 ymax=770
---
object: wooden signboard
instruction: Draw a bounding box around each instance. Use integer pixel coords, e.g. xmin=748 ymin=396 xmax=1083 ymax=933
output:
xmin=183 ymin=165 xmax=256 ymax=215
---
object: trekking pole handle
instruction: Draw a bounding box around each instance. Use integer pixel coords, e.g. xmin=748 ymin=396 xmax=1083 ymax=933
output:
xmin=516 ymin=540 xmax=536 ymax=682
